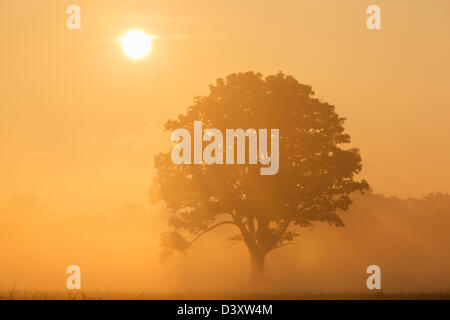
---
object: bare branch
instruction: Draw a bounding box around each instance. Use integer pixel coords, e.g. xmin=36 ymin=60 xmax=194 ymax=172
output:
xmin=190 ymin=221 xmax=238 ymax=246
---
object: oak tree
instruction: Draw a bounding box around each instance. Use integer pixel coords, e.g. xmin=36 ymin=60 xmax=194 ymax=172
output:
xmin=149 ymin=71 xmax=369 ymax=288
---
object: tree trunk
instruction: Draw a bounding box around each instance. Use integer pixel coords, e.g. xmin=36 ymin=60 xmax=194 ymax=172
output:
xmin=249 ymin=250 xmax=266 ymax=292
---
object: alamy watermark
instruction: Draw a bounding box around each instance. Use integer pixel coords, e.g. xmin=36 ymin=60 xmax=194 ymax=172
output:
xmin=66 ymin=265 xmax=81 ymax=290
xmin=367 ymin=5 xmax=381 ymax=30
xmin=366 ymin=265 xmax=381 ymax=290
xmin=66 ymin=5 xmax=81 ymax=30
xmin=170 ymin=121 xmax=279 ymax=175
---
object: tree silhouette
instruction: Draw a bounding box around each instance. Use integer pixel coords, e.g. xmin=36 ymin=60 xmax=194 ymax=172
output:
xmin=149 ymin=71 xmax=369 ymax=288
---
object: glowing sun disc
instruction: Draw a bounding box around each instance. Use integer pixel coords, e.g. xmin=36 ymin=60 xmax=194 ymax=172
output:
xmin=119 ymin=30 xmax=153 ymax=59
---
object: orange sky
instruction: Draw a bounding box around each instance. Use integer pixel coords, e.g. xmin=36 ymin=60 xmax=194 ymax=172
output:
xmin=1 ymin=0 xmax=449 ymax=216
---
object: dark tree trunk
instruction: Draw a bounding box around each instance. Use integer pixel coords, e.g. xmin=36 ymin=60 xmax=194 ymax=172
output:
xmin=249 ymin=249 xmax=266 ymax=291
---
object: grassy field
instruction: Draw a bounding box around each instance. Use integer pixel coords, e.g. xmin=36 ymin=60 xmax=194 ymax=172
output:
xmin=2 ymin=291 xmax=450 ymax=300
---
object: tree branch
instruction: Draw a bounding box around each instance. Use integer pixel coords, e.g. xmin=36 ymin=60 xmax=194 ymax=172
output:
xmin=231 ymin=210 xmax=259 ymax=253
xmin=279 ymin=219 xmax=292 ymax=237
xmin=190 ymin=221 xmax=238 ymax=246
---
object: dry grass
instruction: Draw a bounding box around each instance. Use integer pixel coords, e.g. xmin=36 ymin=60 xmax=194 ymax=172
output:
xmin=1 ymin=290 xmax=450 ymax=300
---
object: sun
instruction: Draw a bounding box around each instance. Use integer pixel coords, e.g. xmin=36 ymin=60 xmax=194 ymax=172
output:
xmin=119 ymin=30 xmax=153 ymax=59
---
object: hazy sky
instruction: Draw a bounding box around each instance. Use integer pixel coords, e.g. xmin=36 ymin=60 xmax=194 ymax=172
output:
xmin=1 ymin=0 xmax=449 ymax=215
